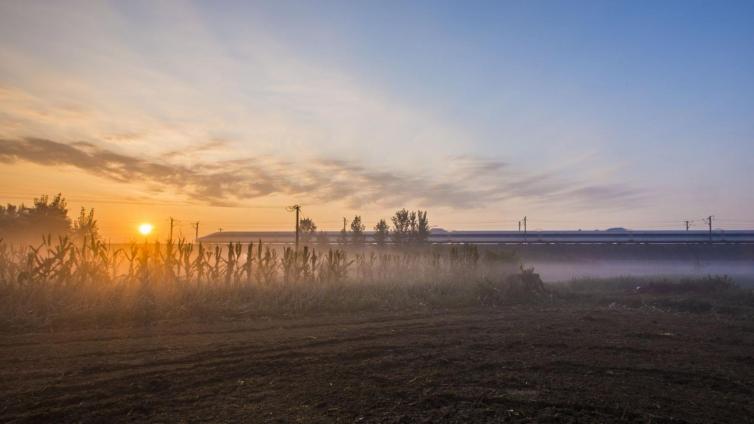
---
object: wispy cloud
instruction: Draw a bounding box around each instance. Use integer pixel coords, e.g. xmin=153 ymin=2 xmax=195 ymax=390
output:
xmin=0 ymin=138 xmax=643 ymax=210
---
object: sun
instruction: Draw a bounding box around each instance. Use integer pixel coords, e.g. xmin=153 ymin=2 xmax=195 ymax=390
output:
xmin=138 ymin=223 xmax=154 ymax=236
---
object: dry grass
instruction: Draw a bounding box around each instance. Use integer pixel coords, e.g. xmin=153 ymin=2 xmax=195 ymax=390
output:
xmin=0 ymin=235 xmax=536 ymax=331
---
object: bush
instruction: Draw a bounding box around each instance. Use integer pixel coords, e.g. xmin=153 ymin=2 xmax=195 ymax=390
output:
xmin=476 ymin=267 xmax=547 ymax=306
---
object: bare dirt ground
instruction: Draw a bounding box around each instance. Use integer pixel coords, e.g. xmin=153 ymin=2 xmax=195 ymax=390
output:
xmin=1 ymin=306 xmax=753 ymax=423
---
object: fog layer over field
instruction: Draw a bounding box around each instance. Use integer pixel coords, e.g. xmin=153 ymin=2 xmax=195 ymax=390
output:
xmin=529 ymin=259 xmax=754 ymax=287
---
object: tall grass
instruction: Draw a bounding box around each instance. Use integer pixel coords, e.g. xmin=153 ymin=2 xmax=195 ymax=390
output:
xmin=0 ymin=236 xmax=536 ymax=330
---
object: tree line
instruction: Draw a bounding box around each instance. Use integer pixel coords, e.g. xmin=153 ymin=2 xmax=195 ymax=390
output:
xmin=1 ymin=194 xmax=430 ymax=247
xmin=299 ymin=209 xmax=431 ymax=246
xmin=0 ymin=194 xmax=99 ymax=243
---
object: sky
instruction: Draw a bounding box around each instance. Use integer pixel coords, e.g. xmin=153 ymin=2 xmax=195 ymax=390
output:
xmin=1 ymin=0 xmax=753 ymax=241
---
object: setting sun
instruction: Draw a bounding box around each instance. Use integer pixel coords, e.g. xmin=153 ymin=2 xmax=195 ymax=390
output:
xmin=138 ymin=223 xmax=154 ymax=236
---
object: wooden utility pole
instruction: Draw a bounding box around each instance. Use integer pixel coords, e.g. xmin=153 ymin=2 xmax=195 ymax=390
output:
xmin=287 ymin=205 xmax=301 ymax=250
xmin=193 ymin=222 xmax=200 ymax=242
xmin=169 ymin=217 xmax=175 ymax=243
xmin=295 ymin=207 xmax=300 ymax=249
xmin=684 ymin=220 xmax=690 ymax=231
xmin=523 ymin=216 xmax=527 ymax=244
xmin=340 ymin=217 xmax=348 ymax=245
xmin=707 ymin=215 xmax=713 ymax=242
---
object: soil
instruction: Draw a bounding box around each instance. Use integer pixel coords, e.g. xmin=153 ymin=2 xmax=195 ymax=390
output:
xmin=1 ymin=305 xmax=753 ymax=423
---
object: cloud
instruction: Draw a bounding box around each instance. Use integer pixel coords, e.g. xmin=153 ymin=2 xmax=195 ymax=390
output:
xmin=0 ymin=138 xmax=643 ymax=210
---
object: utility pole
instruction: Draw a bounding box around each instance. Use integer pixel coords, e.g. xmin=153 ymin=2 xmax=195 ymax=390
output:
xmin=523 ymin=216 xmax=527 ymax=244
xmin=169 ymin=217 xmax=175 ymax=243
xmin=286 ymin=205 xmax=301 ymax=250
xmin=339 ymin=217 xmax=348 ymax=246
xmin=518 ymin=220 xmax=521 ymax=232
xmin=193 ymin=222 xmax=200 ymax=243
xmin=295 ymin=207 xmax=300 ymax=249
xmin=707 ymin=215 xmax=713 ymax=243
xmin=684 ymin=220 xmax=690 ymax=231
xmin=286 ymin=205 xmax=301 ymax=249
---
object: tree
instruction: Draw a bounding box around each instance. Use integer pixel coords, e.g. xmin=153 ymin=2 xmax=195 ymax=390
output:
xmin=390 ymin=209 xmax=411 ymax=245
xmin=72 ymin=207 xmax=99 ymax=241
xmin=390 ymin=209 xmax=430 ymax=246
xmin=0 ymin=204 xmax=21 ymax=229
xmin=373 ymin=219 xmax=389 ymax=246
xmin=0 ymin=193 xmax=71 ymax=243
xmin=28 ymin=193 xmax=70 ymax=236
xmin=299 ymin=217 xmax=317 ymax=245
xmin=350 ymin=215 xmax=366 ymax=246
xmin=416 ymin=210 xmax=430 ymax=244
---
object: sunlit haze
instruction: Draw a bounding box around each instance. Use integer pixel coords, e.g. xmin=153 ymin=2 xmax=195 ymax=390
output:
xmin=1 ymin=1 xmax=753 ymax=241
xmin=138 ymin=223 xmax=154 ymax=237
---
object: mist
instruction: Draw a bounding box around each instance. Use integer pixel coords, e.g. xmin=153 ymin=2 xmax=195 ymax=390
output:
xmin=527 ymin=259 xmax=754 ymax=287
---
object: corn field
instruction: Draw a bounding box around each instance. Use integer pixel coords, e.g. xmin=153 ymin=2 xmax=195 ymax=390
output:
xmin=0 ymin=235 xmax=542 ymax=331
